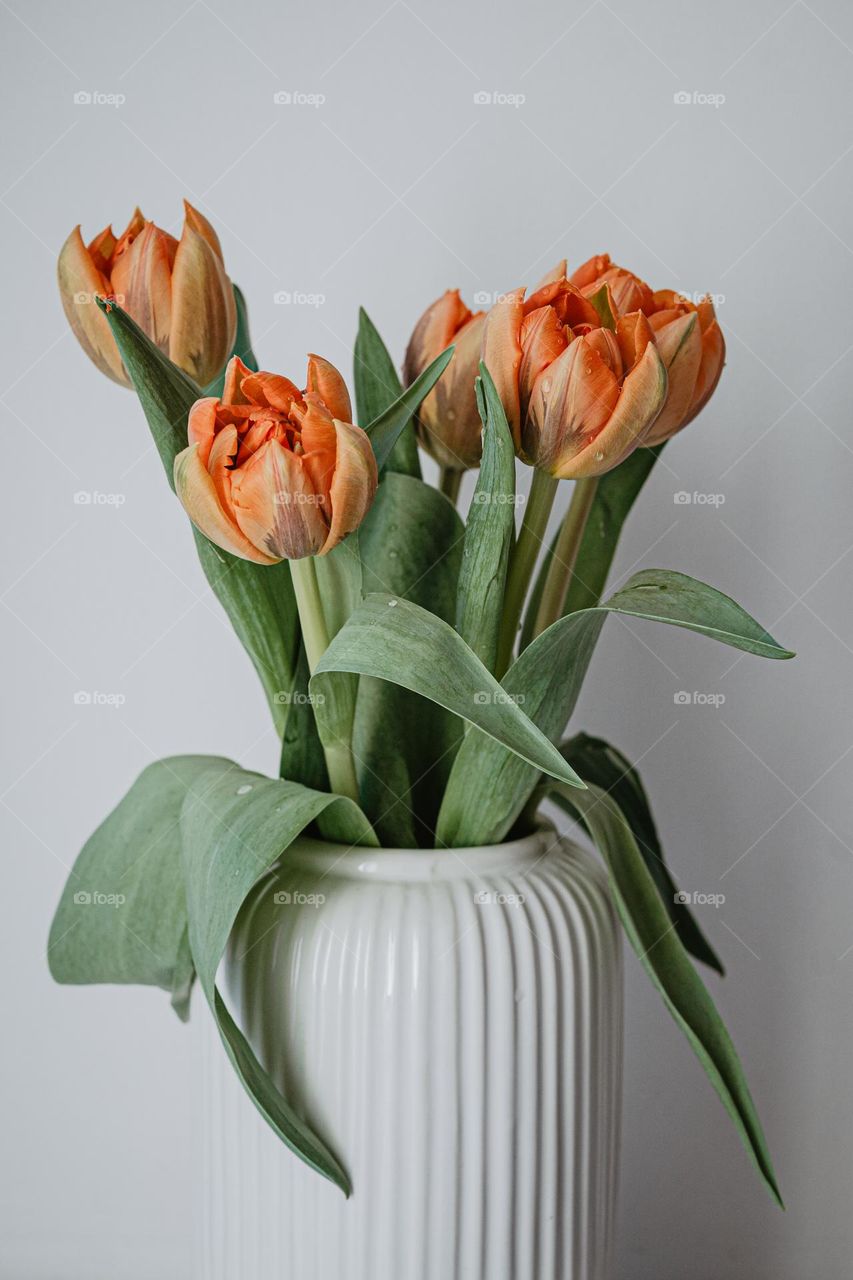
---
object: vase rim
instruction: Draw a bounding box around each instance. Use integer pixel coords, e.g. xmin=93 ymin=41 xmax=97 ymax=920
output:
xmin=280 ymin=821 xmax=571 ymax=883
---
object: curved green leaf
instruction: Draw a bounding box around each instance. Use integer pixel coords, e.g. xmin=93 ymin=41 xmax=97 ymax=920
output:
xmin=438 ymin=569 xmax=793 ymax=846
xmin=354 ymin=308 xmax=420 ymax=477
xmin=311 ymin=594 xmax=584 ymax=789
xmin=366 ymin=347 xmax=453 ymax=473
xmin=455 ymin=366 xmax=516 ymax=674
xmin=180 ymin=763 xmax=378 ymax=1195
xmin=548 ymin=780 xmax=782 ymax=1207
xmin=557 ymin=733 xmax=723 ymax=973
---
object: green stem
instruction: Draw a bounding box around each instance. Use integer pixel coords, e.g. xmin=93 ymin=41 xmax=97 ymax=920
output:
xmin=289 ymin=557 xmax=360 ymax=804
xmin=533 ymin=476 xmax=599 ymax=638
xmin=495 ymin=469 xmax=559 ymax=678
xmin=439 ymin=466 xmax=463 ymax=505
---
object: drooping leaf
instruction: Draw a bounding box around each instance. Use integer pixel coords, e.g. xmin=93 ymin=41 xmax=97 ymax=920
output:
xmin=98 ymin=299 xmax=299 ymax=734
xmin=278 ymin=642 xmax=328 ymax=791
xmin=557 ymin=733 xmax=723 ymax=973
xmin=354 ymin=308 xmax=420 ymax=477
xmin=365 ymin=346 xmax=453 ymax=473
xmin=455 ymin=367 xmax=516 ymax=674
xmin=547 ymin=780 xmax=782 ymax=1207
xmin=48 ymin=756 xmax=233 ymax=1021
xmin=180 ymin=763 xmax=377 ymax=1194
xmin=311 ymin=594 xmax=584 ymax=788
xmin=354 ymin=473 xmax=465 ymax=844
xmin=438 ymin=569 xmax=794 ymax=847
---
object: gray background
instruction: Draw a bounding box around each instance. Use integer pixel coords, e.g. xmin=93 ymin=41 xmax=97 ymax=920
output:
xmin=3 ymin=0 xmax=852 ymax=1276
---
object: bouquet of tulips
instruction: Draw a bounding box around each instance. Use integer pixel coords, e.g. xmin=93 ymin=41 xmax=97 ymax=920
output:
xmin=49 ymin=202 xmax=790 ymax=1203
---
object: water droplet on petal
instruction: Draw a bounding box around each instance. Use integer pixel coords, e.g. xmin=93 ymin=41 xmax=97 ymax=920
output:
xmin=388 ymin=599 xmax=398 ymax=607
xmin=542 ymin=378 xmax=552 ymax=394
xmin=594 ymin=450 xmax=605 ymax=462
xmin=236 ymin=784 xmax=253 ymax=796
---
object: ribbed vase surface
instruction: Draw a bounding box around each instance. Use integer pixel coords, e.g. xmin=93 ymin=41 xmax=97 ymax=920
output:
xmin=196 ymin=826 xmax=623 ymax=1280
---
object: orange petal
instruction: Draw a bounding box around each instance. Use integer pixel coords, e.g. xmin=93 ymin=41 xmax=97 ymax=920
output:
xmin=306 ymin=354 xmax=352 ymax=423
xmin=596 ymin=267 xmax=654 ymax=317
xmin=187 ymin=397 xmax=221 ymax=466
xmin=518 ymin=306 xmax=568 ymax=421
xmin=182 ymin=200 xmax=226 ymax=264
xmin=482 ymin=287 xmax=525 ymax=446
xmin=298 ymin=397 xmax=339 ymax=518
xmin=403 ymin=289 xmax=473 ymax=384
xmin=174 ymin=443 xmax=279 ymax=563
xmin=684 ymin=305 xmax=725 ymax=427
xmin=110 ymin=222 xmax=174 ymax=355
xmin=322 ymin=419 xmax=379 ymax=554
xmin=230 ymin=440 xmax=329 ymax=560
xmin=87 ymin=225 xmax=116 ymax=276
xmin=530 ymin=260 xmax=567 ymax=292
xmin=569 ymin=253 xmax=612 ymax=289
xmin=169 ymin=217 xmax=236 ymax=386
xmin=583 ymin=327 xmax=623 ymax=378
xmin=241 ymin=370 xmax=301 ymax=414
xmin=523 ymin=336 xmax=620 ymax=472
xmin=57 ymin=227 xmax=128 ymax=385
xmin=524 ymin=279 xmax=600 ymax=329
xmin=415 ymin=311 xmax=485 ymax=471
xmin=553 ymin=341 xmax=668 ymax=479
xmin=616 ymin=311 xmax=655 ymax=371
xmin=643 ymin=312 xmax=702 ymax=445
xmin=223 ymin=355 xmax=253 ymax=405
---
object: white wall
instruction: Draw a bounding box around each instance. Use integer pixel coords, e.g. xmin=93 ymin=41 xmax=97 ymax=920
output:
xmin=3 ymin=0 xmax=852 ymax=1275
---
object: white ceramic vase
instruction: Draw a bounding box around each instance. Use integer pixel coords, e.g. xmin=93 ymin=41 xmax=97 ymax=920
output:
xmin=196 ymin=825 xmax=623 ymax=1280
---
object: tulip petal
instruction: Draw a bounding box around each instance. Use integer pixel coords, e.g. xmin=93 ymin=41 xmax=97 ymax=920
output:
xmin=616 ymin=311 xmax=655 ymax=371
xmin=322 ymin=419 xmax=379 ymax=554
xmin=57 ymin=227 xmax=128 ymax=386
xmin=231 ymin=440 xmax=329 ymax=561
xmin=531 ymin=260 xmax=567 ymax=291
xmin=684 ymin=306 xmax=725 ymax=427
xmin=570 ymin=253 xmax=612 ymax=289
xmin=223 ymin=356 xmax=253 ymax=404
xmin=524 ymin=337 xmax=620 ymax=472
xmin=241 ymin=370 xmax=301 ymax=414
xmin=297 ymin=398 xmax=338 ymax=518
xmin=519 ymin=305 xmax=568 ymax=420
xmin=170 ymin=219 xmax=237 ymax=386
xmin=553 ymin=341 xmax=668 ymax=479
xmin=403 ymin=289 xmax=472 ymax=384
xmin=644 ymin=312 xmax=702 ymax=445
xmin=174 ymin=443 xmax=279 ymax=564
xmin=415 ymin=311 xmax=485 ymax=470
xmin=306 ymin=354 xmax=352 ymax=424
xmin=187 ymin=397 xmax=220 ymax=466
xmin=110 ymin=222 xmax=174 ymax=355
xmin=183 ymin=200 xmax=226 ymax=264
xmin=482 ymin=288 xmax=525 ymax=446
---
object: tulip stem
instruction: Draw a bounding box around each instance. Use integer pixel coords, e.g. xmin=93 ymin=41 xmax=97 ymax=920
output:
xmin=439 ymin=467 xmax=462 ymax=506
xmin=289 ymin=557 xmax=361 ymax=805
xmin=495 ymin=469 xmax=559 ymax=679
xmin=533 ymin=476 xmax=599 ymax=638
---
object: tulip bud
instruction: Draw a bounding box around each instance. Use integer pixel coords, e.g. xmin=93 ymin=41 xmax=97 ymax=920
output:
xmin=570 ymin=254 xmax=725 ymax=443
xmin=482 ymin=277 xmax=668 ymax=479
xmin=58 ymin=201 xmax=237 ymax=388
xmin=403 ymin=290 xmax=484 ymax=471
xmin=174 ymin=357 xmax=377 ymax=564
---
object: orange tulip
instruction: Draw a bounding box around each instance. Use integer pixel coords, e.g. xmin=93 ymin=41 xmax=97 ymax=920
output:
xmin=58 ymin=201 xmax=236 ymax=388
xmin=403 ymin=289 xmax=485 ymax=471
xmin=482 ymin=271 xmax=668 ymax=479
xmin=570 ymin=254 xmax=725 ymax=444
xmin=174 ymin=356 xmax=377 ymax=564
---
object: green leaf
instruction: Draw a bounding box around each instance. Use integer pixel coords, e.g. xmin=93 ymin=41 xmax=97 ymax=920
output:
xmin=206 ymin=282 xmax=259 ymax=395
xmin=354 ymin=308 xmax=420 ymax=477
xmin=278 ymin=642 xmax=329 ymax=791
xmin=354 ymin=473 xmax=465 ymax=844
xmin=48 ymin=756 xmax=232 ymax=1021
xmin=455 ymin=366 xmax=516 ymax=674
xmin=312 ymin=594 xmax=584 ymax=788
xmin=547 ymin=780 xmax=782 ymax=1207
xmin=438 ymin=569 xmax=794 ymax=846
xmin=98 ymin=298 xmax=298 ymax=734
xmin=557 ymin=733 xmax=723 ymax=974
xmin=366 ymin=346 xmax=453 ymax=473
xmin=180 ymin=764 xmax=377 ymax=1194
